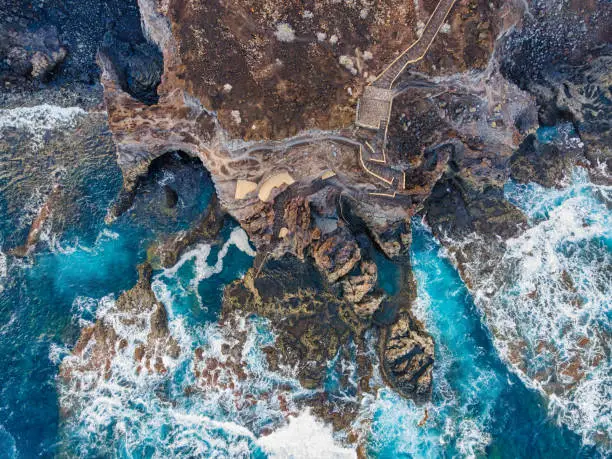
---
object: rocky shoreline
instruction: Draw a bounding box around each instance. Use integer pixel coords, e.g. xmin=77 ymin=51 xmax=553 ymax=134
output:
xmin=2 ymin=0 xmax=610 ymax=451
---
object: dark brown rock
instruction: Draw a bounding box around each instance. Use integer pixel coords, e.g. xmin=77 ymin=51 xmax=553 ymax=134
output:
xmin=381 ymin=312 xmax=434 ymax=401
xmin=0 ymin=25 xmax=67 ymax=83
xmin=60 ymin=263 xmax=180 ymax=386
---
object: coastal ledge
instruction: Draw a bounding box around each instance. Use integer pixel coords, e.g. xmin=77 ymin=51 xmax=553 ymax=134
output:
xmin=53 ymin=0 xmax=612 ymax=449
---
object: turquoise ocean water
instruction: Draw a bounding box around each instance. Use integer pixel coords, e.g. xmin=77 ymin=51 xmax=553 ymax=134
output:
xmin=367 ymin=220 xmax=600 ymax=458
xmin=0 ymin=148 xmax=609 ymax=456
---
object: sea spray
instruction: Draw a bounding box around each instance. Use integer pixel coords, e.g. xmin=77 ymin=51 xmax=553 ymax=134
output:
xmin=366 ymin=224 xmax=500 ymax=458
xmin=0 ymin=105 xmax=87 ymax=151
xmin=485 ymin=170 xmax=611 ymax=445
xmin=366 ymin=222 xmax=594 ymax=458
xmin=152 ymin=226 xmax=256 ymax=311
xmin=256 ymin=409 xmax=357 ymax=459
xmin=58 ymin=225 xmax=311 ymax=456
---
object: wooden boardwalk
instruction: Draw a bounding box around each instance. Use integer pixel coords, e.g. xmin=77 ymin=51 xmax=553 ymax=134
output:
xmin=355 ymin=0 xmax=457 ymax=196
xmin=372 ymin=0 xmax=457 ymax=89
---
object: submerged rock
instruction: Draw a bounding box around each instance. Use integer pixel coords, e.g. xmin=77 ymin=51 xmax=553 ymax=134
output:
xmin=10 ymin=183 xmax=63 ymax=257
xmin=60 ymin=263 xmax=180 ymax=385
xmin=163 ymin=185 xmax=178 ymax=209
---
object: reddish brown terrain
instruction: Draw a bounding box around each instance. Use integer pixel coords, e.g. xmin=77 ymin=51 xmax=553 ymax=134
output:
xmin=54 ymin=0 xmax=611 ymax=446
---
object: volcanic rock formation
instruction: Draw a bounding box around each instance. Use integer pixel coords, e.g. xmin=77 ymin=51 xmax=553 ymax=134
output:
xmin=54 ymin=0 xmax=611 ymax=447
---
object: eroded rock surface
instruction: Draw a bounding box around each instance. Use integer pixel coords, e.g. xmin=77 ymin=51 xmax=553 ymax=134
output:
xmin=60 ymin=264 xmax=180 ymax=388
xmin=417 ymin=2 xmax=612 ymax=446
xmin=0 ymin=25 xmax=66 ymax=83
xmin=92 ymin=0 xmax=533 ymax=406
xmin=55 ymin=0 xmax=612 ymax=447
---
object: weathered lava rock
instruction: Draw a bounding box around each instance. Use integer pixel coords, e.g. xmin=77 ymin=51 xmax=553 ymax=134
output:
xmin=60 ymin=263 xmax=180 ymax=384
xmin=382 ymin=312 xmax=434 ymax=401
xmin=59 ymin=0 xmax=612 ymax=446
xmin=0 ymin=25 xmax=66 ymax=83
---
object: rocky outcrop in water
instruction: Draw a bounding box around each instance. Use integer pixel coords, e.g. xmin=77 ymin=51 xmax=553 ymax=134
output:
xmin=10 ymin=183 xmax=63 ymax=257
xmin=382 ymin=311 xmax=434 ymax=401
xmin=60 ymin=264 xmax=180 ymax=386
xmin=91 ymin=0 xmax=538 ymax=406
xmin=147 ymin=193 xmax=228 ymax=269
xmin=416 ymin=1 xmax=612 ymax=447
xmin=50 ymin=0 xmax=611 ymax=448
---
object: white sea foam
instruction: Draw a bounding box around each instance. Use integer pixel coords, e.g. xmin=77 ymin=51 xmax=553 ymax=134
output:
xmin=158 ymin=169 xmax=176 ymax=186
xmin=0 ymin=104 xmax=87 ymax=151
xmin=0 ymin=313 xmax=16 ymax=336
xmin=0 ymin=249 xmax=6 ymax=294
xmin=60 ymin=267 xmax=304 ymax=458
xmin=257 ymin=409 xmax=357 ymax=459
xmin=153 ymin=226 xmax=255 ymax=309
xmin=98 ymin=228 xmax=119 ymax=241
xmin=39 ymin=229 xmax=81 ymax=255
xmin=48 ymin=343 xmax=70 ymax=366
xmin=456 ymin=419 xmax=492 ymax=458
xmin=226 ymin=226 xmax=257 ymax=257
xmin=0 ymin=250 xmax=6 ymax=279
xmin=71 ymin=295 xmax=114 ymax=327
xmin=447 ymin=170 xmax=611 ymax=446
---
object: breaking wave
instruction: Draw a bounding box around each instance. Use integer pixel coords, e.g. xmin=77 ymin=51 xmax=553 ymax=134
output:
xmin=152 ymin=226 xmax=256 ymax=310
xmin=57 ymin=225 xmax=353 ymax=457
xmin=0 ymin=249 xmax=6 ymax=294
xmin=366 ymin=224 xmax=501 ymax=458
xmin=448 ymin=168 xmax=611 ymax=448
xmin=256 ymin=410 xmax=356 ymax=459
xmin=499 ymin=169 xmax=611 ymax=446
xmin=0 ymin=104 xmax=87 ymax=151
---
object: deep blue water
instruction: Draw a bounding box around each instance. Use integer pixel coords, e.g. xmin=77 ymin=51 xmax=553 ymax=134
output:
xmin=368 ymin=222 xmax=600 ymax=458
xmin=0 ymin=149 xmax=608 ymax=456
xmin=0 ymin=152 xmax=214 ymax=457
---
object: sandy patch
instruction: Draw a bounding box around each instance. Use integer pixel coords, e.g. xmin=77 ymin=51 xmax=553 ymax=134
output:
xmin=258 ymin=172 xmax=295 ymax=202
xmin=235 ymin=179 xmax=257 ymax=199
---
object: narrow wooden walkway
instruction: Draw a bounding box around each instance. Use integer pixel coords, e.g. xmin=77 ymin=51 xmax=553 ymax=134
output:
xmin=355 ymin=0 xmax=457 ymax=196
xmin=372 ymin=0 xmax=457 ymax=89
